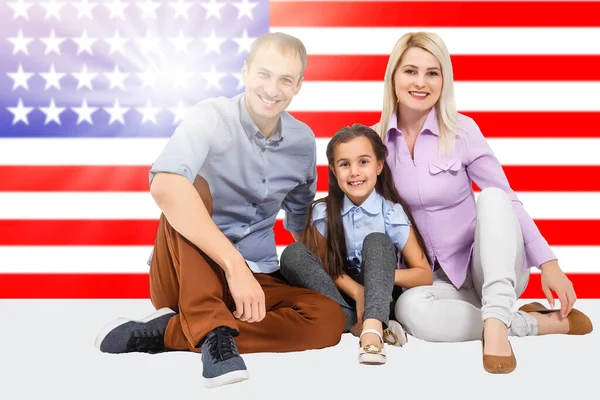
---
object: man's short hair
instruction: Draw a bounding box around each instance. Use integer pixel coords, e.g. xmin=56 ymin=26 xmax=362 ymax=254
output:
xmin=247 ymin=32 xmax=307 ymax=80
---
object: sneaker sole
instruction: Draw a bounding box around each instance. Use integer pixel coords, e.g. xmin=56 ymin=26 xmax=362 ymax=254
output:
xmin=204 ymin=369 xmax=250 ymax=388
xmin=94 ymin=307 xmax=175 ymax=352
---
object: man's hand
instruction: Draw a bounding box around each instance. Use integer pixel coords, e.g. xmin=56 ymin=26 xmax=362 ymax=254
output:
xmin=225 ymin=259 xmax=266 ymax=323
xmin=540 ymin=260 xmax=577 ymax=318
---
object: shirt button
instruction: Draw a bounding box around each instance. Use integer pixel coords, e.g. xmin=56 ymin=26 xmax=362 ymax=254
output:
xmin=353 ymin=257 xmax=360 ymax=264
xmin=261 ymin=179 xmax=266 ymax=183
xmin=252 ymin=202 xmax=257 ymax=207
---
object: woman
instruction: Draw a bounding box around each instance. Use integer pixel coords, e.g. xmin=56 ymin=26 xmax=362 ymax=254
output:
xmin=374 ymin=31 xmax=593 ymax=374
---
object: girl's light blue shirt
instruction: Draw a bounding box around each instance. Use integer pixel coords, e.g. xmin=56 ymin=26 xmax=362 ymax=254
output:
xmin=312 ymin=190 xmax=411 ymax=270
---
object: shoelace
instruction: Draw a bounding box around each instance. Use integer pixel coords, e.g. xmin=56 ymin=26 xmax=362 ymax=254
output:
xmin=127 ymin=329 xmax=164 ymax=353
xmin=206 ymin=328 xmax=238 ymax=362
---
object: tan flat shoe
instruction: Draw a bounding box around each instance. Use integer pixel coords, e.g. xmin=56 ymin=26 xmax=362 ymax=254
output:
xmin=519 ymin=302 xmax=593 ymax=335
xmin=481 ymin=330 xmax=516 ymax=374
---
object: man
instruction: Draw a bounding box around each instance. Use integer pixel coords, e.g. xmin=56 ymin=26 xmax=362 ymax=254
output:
xmin=94 ymin=32 xmax=346 ymax=388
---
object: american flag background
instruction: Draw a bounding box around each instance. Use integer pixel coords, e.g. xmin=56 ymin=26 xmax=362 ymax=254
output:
xmin=1 ymin=0 xmax=599 ymax=300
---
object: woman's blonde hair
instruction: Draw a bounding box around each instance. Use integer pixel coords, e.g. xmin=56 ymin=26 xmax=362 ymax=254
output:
xmin=377 ymin=32 xmax=458 ymax=155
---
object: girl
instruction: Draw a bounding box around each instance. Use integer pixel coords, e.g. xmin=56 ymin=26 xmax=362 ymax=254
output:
xmin=375 ymin=31 xmax=592 ymax=373
xmin=279 ymin=123 xmax=433 ymax=365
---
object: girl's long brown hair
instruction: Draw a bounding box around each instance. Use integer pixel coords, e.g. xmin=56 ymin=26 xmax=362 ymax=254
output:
xmin=301 ymin=123 xmax=431 ymax=278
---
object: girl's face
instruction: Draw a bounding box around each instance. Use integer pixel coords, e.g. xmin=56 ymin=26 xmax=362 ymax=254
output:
xmin=393 ymin=47 xmax=443 ymax=113
xmin=331 ymin=136 xmax=384 ymax=206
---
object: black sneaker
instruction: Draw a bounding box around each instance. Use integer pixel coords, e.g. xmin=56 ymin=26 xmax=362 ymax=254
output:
xmin=94 ymin=308 xmax=175 ymax=354
xmin=200 ymin=326 xmax=249 ymax=388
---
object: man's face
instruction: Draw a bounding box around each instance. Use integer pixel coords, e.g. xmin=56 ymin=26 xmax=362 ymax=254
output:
xmin=242 ymin=45 xmax=303 ymax=124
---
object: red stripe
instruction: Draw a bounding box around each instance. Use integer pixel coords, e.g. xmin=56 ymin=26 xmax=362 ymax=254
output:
xmin=1 ymin=219 xmax=598 ymax=246
xmin=1 ymin=165 xmax=598 ymax=193
xmin=304 ymin=55 xmax=600 ymax=81
xmin=478 ymin=166 xmax=600 ymax=193
xmin=0 ymin=166 xmax=149 ymax=192
xmin=0 ymin=272 xmax=597 ymax=298
xmin=276 ymin=220 xmax=600 ymax=247
xmin=290 ymin=111 xmax=600 ymax=139
xmin=317 ymin=165 xmax=600 ymax=192
xmin=271 ymin=1 xmax=600 ymax=27
xmin=0 ymin=220 xmax=160 ymax=245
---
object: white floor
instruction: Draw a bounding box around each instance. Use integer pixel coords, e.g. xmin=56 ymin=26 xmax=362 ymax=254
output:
xmin=2 ymin=299 xmax=598 ymax=400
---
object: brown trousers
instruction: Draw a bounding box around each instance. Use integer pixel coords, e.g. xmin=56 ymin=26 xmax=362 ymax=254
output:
xmin=148 ymin=177 xmax=346 ymax=354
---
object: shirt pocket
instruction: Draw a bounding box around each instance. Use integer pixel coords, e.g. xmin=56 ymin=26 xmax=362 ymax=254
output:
xmin=429 ymin=157 xmax=462 ymax=175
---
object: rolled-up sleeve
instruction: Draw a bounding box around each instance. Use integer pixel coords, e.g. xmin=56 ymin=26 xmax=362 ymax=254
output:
xmin=149 ymin=104 xmax=220 ymax=186
xmin=281 ymin=141 xmax=318 ymax=234
xmin=464 ymin=117 xmax=557 ymax=269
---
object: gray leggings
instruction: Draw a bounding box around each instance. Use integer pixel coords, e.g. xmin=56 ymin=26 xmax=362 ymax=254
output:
xmin=279 ymin=232 xmax=397 ymax=332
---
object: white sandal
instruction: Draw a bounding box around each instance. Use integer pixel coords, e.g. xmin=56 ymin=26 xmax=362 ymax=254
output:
xmin=358 ymin=329 xmax=386 ymax=365
xmin=383 ymin=320 xmax=408 ymax=347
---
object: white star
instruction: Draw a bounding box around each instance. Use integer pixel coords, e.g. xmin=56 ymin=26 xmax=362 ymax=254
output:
xmin=104 ymin=0 xmax=129 ymax=20
xmin=104 ymin=99 xmax=130 ymax=125
xmin=168 ymin=100 xmax=188 ymax=125
xmin=7 ymin=0 xmax=34 ymax=20
xmin=137 ymin=33 xmax=160 ymax=55
xmin=136 ymin=100 xmax=161 ymax=124
xmin=233 ymin=29 xmax=255 ymax=54
xmin=72 ymin=64 xmax=98 ymax=91
xmin=71 ymin=0 xmax=98 ymax=19
xmin=71 ymin=99 xmax=98 ymax=125
xmin=105 ymin=65 xmax=129 ymax=90
xmin=169 ymin=0 xmax=193 ymax=19
xmin=136 ymin=0 xmax=162 ymax=19
xmin=72 ymin=29 xmax=98 ymax=55
xmin=39 ymin=0 xmax=66 ymax=20
xmin=232 ymin=0 xmax=258 ymax=20
xmin=231 ymin=72 xmax=245 ymax=90
xmin=201 ymin=65 xmax=226 ymax=90
xmin=105 ymin=31 xmax=129 ymax=55
xmin=7 ymin=30 xmax=34 ymax=55
xmin=40 ymin=29 xmax=66 ymax=55
xmin=39 ymin=64 xmax=66 ymax=90
xmin=39 ymin=98 xmax=66 ymax=125
xmin=171 ymin=30 xmax=193 ymax=54
xmin=7 ymin=99 xmax=34 ymax=125
xmin=137 ymin=70 xmax=158 ymax=90
xmin=199 ymin=0 xmax=225 ymax=20
xmin=7 ymin=64 xmax=34 ymax=91
xmin=201 ymin=29 xmax=226 ymax=55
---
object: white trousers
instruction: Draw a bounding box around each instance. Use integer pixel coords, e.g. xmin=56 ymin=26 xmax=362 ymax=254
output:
xmin=395 ymin=188 xmax=538 ymax=342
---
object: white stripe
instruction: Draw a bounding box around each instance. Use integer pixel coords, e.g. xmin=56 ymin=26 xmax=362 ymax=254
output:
xmin=2 ymin=137 xmax=600 ymax=166
xmin=0 ymin=245 xmax=595 ymax=273
xmin=269 ymin=27 xmax=600 ymax=55
xmin=289 ymin=82 xmax=600 ymax=112
xmin=1 ymin=192 xmax=600 ymax=220
xmin=0 ymin=138 xmax=166 ymax=166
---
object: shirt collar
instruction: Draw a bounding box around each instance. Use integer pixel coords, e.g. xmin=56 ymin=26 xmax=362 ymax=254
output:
xmin=239 ymin=94 xmax=284 ymax=142
xmin=341 ymin=189 xmax=383 ymax=216
xmin=386 ymin=106 xmax=440 ymax=140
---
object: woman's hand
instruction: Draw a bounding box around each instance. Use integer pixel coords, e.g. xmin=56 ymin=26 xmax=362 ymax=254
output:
xmin=354 ymin=286 xmax=365 ymax=325
xmin=540 ymin=260 xmax=576 ymax=318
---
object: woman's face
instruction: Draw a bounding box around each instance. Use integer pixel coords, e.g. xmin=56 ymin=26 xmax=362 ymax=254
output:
xmin=393 ymin=47 xmax=443 ymax=113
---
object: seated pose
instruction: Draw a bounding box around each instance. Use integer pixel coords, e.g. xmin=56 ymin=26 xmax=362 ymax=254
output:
xmin=94 ymin=32 xmax=346 ymax=388
xmin=280 ymin=123 xmax=433 ymax=365
xmin=374 ymin=31 xmax=593 ymax=374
